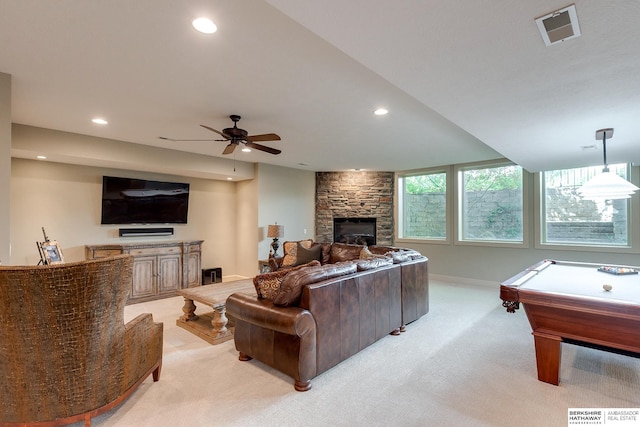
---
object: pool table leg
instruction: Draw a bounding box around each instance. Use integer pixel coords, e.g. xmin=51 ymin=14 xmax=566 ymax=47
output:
xmin=532 ymin=331 xmax=562 ymax=385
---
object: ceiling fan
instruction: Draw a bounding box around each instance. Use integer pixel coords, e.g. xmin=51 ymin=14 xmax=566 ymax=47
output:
xmin=159 ymin=115 xmax=281 ymax=155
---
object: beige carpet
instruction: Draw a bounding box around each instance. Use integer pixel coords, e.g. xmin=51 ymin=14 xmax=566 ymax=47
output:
xmin=87 ymin=280 xmax=640 ymax=427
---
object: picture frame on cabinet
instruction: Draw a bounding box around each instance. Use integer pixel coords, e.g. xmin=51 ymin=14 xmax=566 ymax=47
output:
xmin=40 ymin=240 xmax=65 ymax=265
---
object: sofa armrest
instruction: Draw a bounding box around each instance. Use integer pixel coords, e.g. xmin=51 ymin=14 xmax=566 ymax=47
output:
xmin=227 ymin=293 xmax=317 ymax=390
xmin=226 ymin=293 xmax=315 ymax=337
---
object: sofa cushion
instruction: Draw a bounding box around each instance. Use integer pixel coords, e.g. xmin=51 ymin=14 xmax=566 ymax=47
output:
xmin=281 ymin=239 xmax=314 ymax=267
xmin=320 ymin=242 xmax=332 ymax=264
xmin=359 ymin=246 xmax=389 ymax=260
xmin=329 ymin=243 xmax=365 ymax=263
xmin=295 ymin=242 xmax=322 ymax=265
xmin=354 ymin=257 xmax=394 ymax=271
xmin=368 ymin=245 xmax=396 ymax=256
xmin=387 ymin=249 xmax=424 ymax=264
xmin=273 ymin=262 xmax=357 ymax=307
xmin=253 ymin=260 xmax=320 ymax=300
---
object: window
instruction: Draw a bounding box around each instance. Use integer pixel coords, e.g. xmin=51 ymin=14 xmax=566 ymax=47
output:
xmin=541 ymin=164 xmax=631 ymax=246
xmin=398 ymin=170 xmax=448 ymax=240
xmin=458 ymin=163 xmax=524 ymax=243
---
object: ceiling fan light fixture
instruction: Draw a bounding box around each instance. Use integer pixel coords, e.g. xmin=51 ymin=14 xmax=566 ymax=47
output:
xmin=192 ymin=17 xmax=217 ymax=34
xmin=241 ymin=147 xmax=251 ymax=152
xmin=577 ymin=128 xmax=639 ymax=200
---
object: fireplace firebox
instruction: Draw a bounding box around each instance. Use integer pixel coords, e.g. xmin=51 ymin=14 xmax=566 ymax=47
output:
xmin=333 ymin=218 xmax=376 ymax=246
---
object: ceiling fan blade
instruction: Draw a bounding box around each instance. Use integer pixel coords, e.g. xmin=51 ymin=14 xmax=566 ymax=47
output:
xmin=247 ymin=133 xmax=281 ymax=142
xmin=245 ymin=141 xmax=281 ymax=155
xmin=200 ymin=124 xmax=230 ymax=139
xmin=222 ymin=143 xmax=237 ymax=155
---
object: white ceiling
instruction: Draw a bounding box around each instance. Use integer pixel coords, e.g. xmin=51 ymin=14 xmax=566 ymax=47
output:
xmin=2 ymin=0 xmax=639 ymax=174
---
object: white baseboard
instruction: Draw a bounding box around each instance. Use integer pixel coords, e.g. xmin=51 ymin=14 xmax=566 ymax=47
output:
xmin=431 ymin=274 xmax=498 ymax=288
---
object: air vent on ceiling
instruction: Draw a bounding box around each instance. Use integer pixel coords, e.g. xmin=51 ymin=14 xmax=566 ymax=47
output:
xmin=535 ymin=4 xmax=581 ymax=46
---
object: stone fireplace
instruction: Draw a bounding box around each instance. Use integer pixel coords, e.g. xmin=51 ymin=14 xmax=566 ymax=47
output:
xmin=316 ymin=171 xmax=394 ymax=245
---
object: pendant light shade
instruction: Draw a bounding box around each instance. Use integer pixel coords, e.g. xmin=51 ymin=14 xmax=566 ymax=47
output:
xmin=577 ymin=128 xmax=639 ymax=200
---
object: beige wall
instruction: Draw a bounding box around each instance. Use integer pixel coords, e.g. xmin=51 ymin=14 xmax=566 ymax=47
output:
xmin=9 ymin=158 xmax=316 ymax=279
xmin=10 ymin=158 xmax=239 ymax=273
xmin=0 ymin=73 xmax=10 ymax=264
xmin=256 ymin=163 xmax=316 ymax=259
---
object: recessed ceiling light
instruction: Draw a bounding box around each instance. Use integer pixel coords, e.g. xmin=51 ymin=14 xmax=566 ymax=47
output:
xmin=92 ymin=118 xmax=108 ymax=125
xmin=192 ymin=17 xmax=217 ymax=34
xmin=36 ymin=155 xmax=47 ymax=160
xmin=374 ymin=108 xmax=388 ymax=116
xmin=242 ymin=147 xmax=251 ymax=153
xmin=226 ymin=177 xmax=233 ymax=180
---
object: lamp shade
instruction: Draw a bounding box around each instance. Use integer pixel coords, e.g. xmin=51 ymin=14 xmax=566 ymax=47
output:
xmin=577 ymin=171 xmax=639 ymax=200
xmin=267 ymin=224 xmax=284 ymax=238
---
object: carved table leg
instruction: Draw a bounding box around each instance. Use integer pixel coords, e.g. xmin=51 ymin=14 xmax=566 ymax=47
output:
xmin=180 ymin=297 xmax=199 ymax=321
xmin=211 ymin=305 xmax=231 ymax=339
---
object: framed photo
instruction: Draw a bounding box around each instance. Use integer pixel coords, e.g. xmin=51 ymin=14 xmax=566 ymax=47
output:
xmin=40 ymin=241 xmax=64 ymax=265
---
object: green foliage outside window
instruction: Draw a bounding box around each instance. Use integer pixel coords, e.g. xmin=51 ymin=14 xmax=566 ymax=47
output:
xmin=405 ymin=174 xmax=446 ymax=194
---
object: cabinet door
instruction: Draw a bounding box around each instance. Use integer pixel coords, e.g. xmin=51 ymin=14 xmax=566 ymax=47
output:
xmin=131 ymin=256 xmax=156 ymax=299
xmin=186 ymin=252 xmax=201 ymax=287
xmin=157 ymin=254 xmax=182 ymax=294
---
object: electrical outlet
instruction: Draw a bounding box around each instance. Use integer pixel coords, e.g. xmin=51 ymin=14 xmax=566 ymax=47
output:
xmin=303 ymin=228 xmax=307 ymax=234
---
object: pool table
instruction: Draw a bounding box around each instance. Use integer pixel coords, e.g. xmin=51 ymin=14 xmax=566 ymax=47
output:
xmin=500 ymin=259 xmax=640 ymax=385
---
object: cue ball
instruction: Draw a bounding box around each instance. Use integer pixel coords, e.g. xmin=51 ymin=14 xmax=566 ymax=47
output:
xmin=603 ymin=284 xmax=613 ymax=291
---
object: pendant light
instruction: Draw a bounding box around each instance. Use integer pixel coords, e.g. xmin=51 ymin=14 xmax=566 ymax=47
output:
xmin=577 ymin=128 xmax=638 ymax=200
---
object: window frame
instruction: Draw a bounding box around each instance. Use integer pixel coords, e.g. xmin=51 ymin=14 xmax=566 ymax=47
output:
xmin=395 ymin=166 xmax=452 ymax=245
xmin=534 ymin=164 xmax=640 ymax=254
xmin=453 ymin=159 xmax=530 ymax=248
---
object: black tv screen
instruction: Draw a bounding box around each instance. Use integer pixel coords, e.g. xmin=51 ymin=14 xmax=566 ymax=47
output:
xmin=101 ymin=176 xmax=190 ymax=224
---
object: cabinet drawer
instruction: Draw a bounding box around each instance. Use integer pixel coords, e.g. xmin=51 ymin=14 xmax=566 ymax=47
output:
xmin=129 ymin=246 xmax=181 ymax=256
xmin=92 ymin=249 xmax=123 ymax=258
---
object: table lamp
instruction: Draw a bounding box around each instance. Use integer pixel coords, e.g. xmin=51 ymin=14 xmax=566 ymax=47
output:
xmin=267 ymin=224 xmax=284 ymax=257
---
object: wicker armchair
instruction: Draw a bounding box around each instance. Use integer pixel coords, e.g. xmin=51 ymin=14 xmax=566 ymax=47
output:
xmin=0 ymin=255 xmax=163 ymax=426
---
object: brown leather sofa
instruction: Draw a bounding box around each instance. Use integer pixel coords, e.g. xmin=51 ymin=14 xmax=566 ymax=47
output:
xmin=269 ymin=242 xmax=430 ymax=327
xmin=226 ymin=242 xmax=428 ymax=391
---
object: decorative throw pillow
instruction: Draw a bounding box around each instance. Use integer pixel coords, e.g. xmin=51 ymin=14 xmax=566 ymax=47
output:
xmin=360 ymin=246 xmax=389 ymax=261
xmin=295 ymin=242 xmax=322 ymax=265
xmin=281 ymin=239 xmax=314 ymax=267
xmin=320 ymin=242 xmax=332 ymax=264
xmin=360 ymin=246 xmax=375 ymax=259
xmin=252 ymin=269 xmax=291 ymax=300
xmin=329 ymin=243 xmax=365 ymax=263
xmin=253 ymin=260 xmax=320 ymax=299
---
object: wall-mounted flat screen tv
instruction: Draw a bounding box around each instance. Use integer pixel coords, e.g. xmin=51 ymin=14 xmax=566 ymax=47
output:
xmin=101 ymin=176 xmax=190 ymax=224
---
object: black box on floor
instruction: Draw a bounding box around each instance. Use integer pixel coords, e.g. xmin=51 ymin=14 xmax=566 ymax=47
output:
xmin=202 ymin=268 xmax=222 ymax=285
